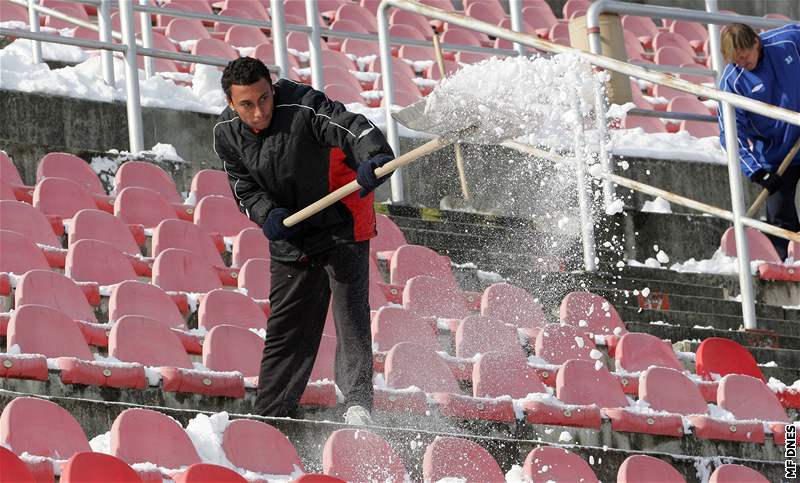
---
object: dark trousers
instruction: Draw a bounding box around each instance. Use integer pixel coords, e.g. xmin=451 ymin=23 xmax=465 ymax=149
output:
xmin=765 ymin=164 xmax=800 ymax=260
xmin=253 ymin=241 xmax=373 ymax=417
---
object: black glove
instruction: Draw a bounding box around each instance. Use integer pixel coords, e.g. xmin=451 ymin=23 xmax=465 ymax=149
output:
xmin=752 ymin=170 xmax=782 ymax=194
xmin=262 ymin=208 xmax=300 ymax=241
xmin=356 ymin=154 xmax=394 ymax=197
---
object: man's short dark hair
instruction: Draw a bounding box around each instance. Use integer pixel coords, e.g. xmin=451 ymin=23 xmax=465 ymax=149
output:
xmin=221 ymin=57 xmax=271 ymax=99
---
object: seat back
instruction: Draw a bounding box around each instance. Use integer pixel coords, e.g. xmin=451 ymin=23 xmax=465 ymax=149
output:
xmin=480 ymin=282 xmax=545 ymax=329
xmin=165 ymin=18 xmax=211 ymax=42
xmin=371 ymin=306 xmax=438 ymax=352
xmin=718 ymin=374 xmax=789 ymax=422
xmin=203 ymin=324 xmax=263 ymax=378
xmin=523 ymin=446 xmax=599 ymax=482
xmin=402 ymin=275 xmax=469 ymax=319
xmin=617 ymin=455 xmax=686 ymax=483
xmin=681 ymin=120 xmax=720 ymax=138
xmin=37 ymin=152 xmax=105 ymax=195
xmin=115 ymin=186 xmax=178 ymax=228
xmin=189 ymin=169 xmax=232 ymax=203
xmin=390 ymin=9 xmax=433 ymax=39
xmin=384 ymin=342 xmax=461 ymax=393
xmin=238 ymin=257 xmax=271 ymax=300
xmin=466 ymin=1 xmax=506 ymax=25
xmin=111 ymin=408 xmax=201 ymax=469
xmin=556 ymin=359 xmax=629 ymax=409
xmin=455 ymin=315 xmax=521 ymax=359
xmin=0 ymin=397 xmax=90 ymax=460
xmin=152 ymin=248 xmax=223 ymax=293
xmin=719 ymin=226 xmax=782 ymax=263
xmin=670 ymin=20 xmax=708 ymax=45
xmin=372 ymin=214 xmax=408 ymax=255
xmin=615 ymin=332 xmax=683 ymax=372
xmin=61 ymin=452 xmax=143 ymax=483
xmin=667 ymin=95 xmax=712 ymax=115
xmin=0 ymin=229 xmax=49 ymax=274
xmin=108 ymin=280 xmax=186 ymax=328
xmin=114 ymin=161 xmax=181 ymax=203
xmin=15 ymin=269 xmax=97 ymax=323
xmin=231 ymin=227 xmax=269 ymax=268
xmin=109 ymin=315 xmax=192 ymax=368
xmin=174 ymin=464 xmax=247 ymax=483
xmin=0 ymin=200 xmax=60 ymax=247
xmin=335 ymin=4 xmax=377 ymax=32
xmin=66 ymin=238 xmax=137 ymax=285
xmin=640 ymin=367 xmax=707 ymax=415
xmin=0 ymin=446 xmax=36 ymax=483
xmin=472 ymin=350 xmax=546 ymax=399
xmin=621 ymin=114 xmax=666 ymax=133
xmin=324 ymin=83 xmax=365 ymax=105
xmin=9 ymin=304 xmax=92 ymax=360
xmin=621 ymin=15 xmax=659 ymax=38
xmin=33 ymin=176 xmax=97 ymax=219
xmin=534 ymin=324 xmax=596 ymax=365
xmin=0 ymin=179 xmax=16 ymax=201
xmin=194 ymin=195 xmax=256 ymax=237
xmin=222 ymin=419 xmax=303 ymax=475
xmin=0 ymin=150 xmax=23 ymax=185
xmin=198 ymin=288 xmax=268 ymax=331
xmin=695 ymin=337 xmax=765 ymax=382
xmin=225 ymin=25 xmax=269 ymax=48
xmin=152 ymin=219 xmax=224 ymax=267
xmin=652 ymin=31 xmax=694 ymax=54
xmin=709 ymin=464 xmax=769 ymax=483
xmin=559 ymin=291 xmax=626 ymax=337
xmin=70 ymin=208 xmax=141 ymax=255
xmin=322 ymin=429 xmax=406 ymax=482
xmin=422 ymin=436 xmax=504 ymax=482
xmin=191 ymin=38 xmax=239 ymax=60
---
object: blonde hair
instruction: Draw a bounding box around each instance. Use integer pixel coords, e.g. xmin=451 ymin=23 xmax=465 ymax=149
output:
xmin=720 ymin=23 xmax=760 ymax=64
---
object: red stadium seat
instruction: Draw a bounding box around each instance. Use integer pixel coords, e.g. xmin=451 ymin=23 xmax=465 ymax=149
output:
xmin=114 ymin=186 xmax=179 ymax=228
xmin=621 ymin=15 xmax=660 ymax=49
xmin=455 ymin=315 xmax=522 ymax=359
xmin=0 ymin=446 xmax=36 ymax=483
xmin=521 ymin=4 xmax=559 ymax=39
xmin=213 ymin=7 xmax=256 ymax=35
xmin=534 ymin=324 xmax=596 ymax=365
xmin=325 ymin=83 xmax=366 ymax=105
xmin=335 ymin=4 xmax=377 ymax=33
xmin=111 ymin=408 xmax=202 ymax=470
xmin=15 ymin=269 xmax=97 ymax=323
xmin=466 ymin=2 xmax=507 ymax=27
xmin=385 ymin=342 xmax=460 ymax=393
xmin=718 ymin=374 xmax=790 ymax=423
xmin=70 ymin=208 xmax=143 ymax=256
xmin=617 ymin=455 xmax=686 ymax=483
xmin=559 ymin=291 xmax=627 ymax=341
xmin=0 ymin=200 xmax=62 ymax=254
xmin=191 ymin=38 xmax=239 ymax=72
xmin=165 ymin=17 xmax=211 ymax=44
xmin=371 ymin=214 xmax=408 ymax=261
xmin=522 ymin=446 xmax=599 ymax=482
xmin=680 ymin=119 xmax=719 ymax=138
xmin=33 ymin=176 xmax=98 ymax=219
xmin=322 ymin=429 xmax=407 ymax=482
xmin=614 ymin=332 xmax=683 ymax=372
xmin=189 ymin=169 xmax=232 ymax=204
xmin=222 ymin=419 xmax=304 ymax=476
xmin=223 ymin=0 xmax=270 ymax=22
xmin=0 ymin=179 xmax=17 ymax=201
xmin=709 ymin=464 xmax=770 ymax=483
xmin=36 ymin=152 xmax=106 ymax=197
xmin=66 ymin=239 xmax=137 ymax=285
xmin=390 ymin=244 xmax=455 ymax=286
xmin=225 ymin=25 xmax=269 ymax=48
xmin=152 ymin=248 xmax=224 ymax=293
xmin=652 ymin=32 xmax=696 ymax=57
xmin=695 ymin=337 xmax=765 ymax=382
xmin=654 ymin=45 xmax=697 ymax=66
xmin=114 ymin=161 xmax=182 ymax=204
xmin=202 ymin=324 xmax=262 ymax=383
xmin=152 ymin=219 xmax=226 ymax=268
xmin=670 ymin=20 xmax=708 ymax=53
xmin=622 ymin=114 xmax=667 ymax=133
xmin=719 ymin=226 xmax=782 ymax=263
xmin=61 ymin=451 xmax=143 ymax=483
xmin=472 ymin=350 xmax=546 ymax=399
xmin=390 ymin=9 xmax=434 ymax=40
xmin=231 ymin=227 xmax=269 ymax=268
xmin=173 ymin=464 xmax=247 ymax=483
xmin=481 ymin=282 xmax=546 ymax=332
xmin=371 ymin=306 xmax=439 ymax=353
xmin=0 ymin=0 xmax=29 ymax=23
xmin=422 ymin=436 xmax=504 ymax=482
xmin=0 ymin=397 xmax=90 ymax=461
xmin=402 ymin=275 xmax=469 ymax=321
xmin=194 ymin=195 xmax=257 ymax=237
xmin=0 ymin=230 xmax=49 ymax=274
xmin=198 ymin=288 xmax=268 ymax=331
xmin=238 ymin=257 xmax=271 ymax=299
xmin=563 ymin=0 xmax=590 ymax=19
xmin=108 ymin=280 xmax=187 ymax=329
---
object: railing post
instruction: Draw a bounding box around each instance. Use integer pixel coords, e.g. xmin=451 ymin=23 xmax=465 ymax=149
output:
xmin=139 ymin=0 xmax=154 ymax=79
xmin=269 ymin=0 xmax=289 ymax=79
xmin=304 ymin=0 xmax=324 ymax=89
xmin=377 ymin=1 xmax=404 ymax=203
xmin=721 ymin=102 xmax=758 ymax=329
xmin=98 ymin=0 xmax=115 ymax=87
xmin=573 ymin=95 xmax=597 ymax=272
xmin=27 ymin=0 xmax=42 ymax=64
xmin=704 ymin=0 xmax=724 ymax=82
xmin=508 ymin=0 xmax=525 ymax=56
xmin=119 ymin=0 xmax=145 ymax=153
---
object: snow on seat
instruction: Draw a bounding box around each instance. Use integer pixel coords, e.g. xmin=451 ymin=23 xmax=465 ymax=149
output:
xmin=69 ymin=208 xmax=144 ymax=256
xmin=36 ymin=152 xmax=113 ymax=210
xmin=617 ymin=455 xmax=686 ymax=483
xmin=9 ymin=304 xmax=145 ymax=388
xmin=0 ymin=150 xmax=33 ymax=203
xmin=370 ymin=305 xmax=438 ymax=371
xmin=114 ymin=160 xmax=193 ymax=220
xmin=695 ymin=337 xmax=765 ymax=382
xmin=33 ymin=176 xmax=99 ymax=220
xmin=455 ymin=314 xmax=522 ymax=359
xmin=559 ymin=291 xmax=627 ymax=348
xmin=238 ymin=257 xmax=270 ymax=300
xmin=719 ymin=226 xmax=798 ymax=280
xmin=152 ymin=248 xmax=224 ymax=293
xmin=0 ymin=200 xmax=66 ymax=268
xmin=188 ymin=169 xmax=231 ymax=204
xmin=0 ymin=229 xmax=50 ymax=275
xmin=402 ymin=275 xmax=469 ymax=330
xmin=640 ymin=367 xmax=765 ymax=443
xmin=718 ymin=374 xmax=790 ymax=444
xmin=111 ymin=408 xmax=202 ymax=475
xmin=322 ymin=429 xmax=407 ymax=482
xmin=110 ymin=315 xmax=244 ymax=397
xmin=153 ymin=219 xmax=237 ymax=285
xmin=203 ymin=324 xmax=262 ymax=386
xmin=384 ymin=342 xmax=515 ymax=421
xmin=522 ymin=446 xmax=599 ymax=482
xmin=221 ymin=419 xmax=304 ymax=477
xmin=709 ymin=464 xmax=770 ymax=483
xmin=472 ymin=350 xmax=546 ymax=399
xmin=480 ymin=282 xmax=546 ymax=338
xmin=0 ymin=446 xmax=36 ymax=483
xmin=231 ymin=227 xmax=268 ymax=268
xmin=614 ymin=332 xmax=683 ymax=394
xmin=198 ymin=288 xmax=267 ymax=331
xmin=557 ymin=359 xmax=684 ymax=436
xmin=422 ymin=436 xmax=504 ymax=482
xmin=61 ymin=451 xmax=143 ymax=483
xmin=66 ymin=238 xmax=138 ymax=286
xmin=194 ymin=195 xmax=257 ymax=237
xmin=372 ymin=214 xmax=407 ymax=262
xmin=114 ymin=186 xmax=179 ymax=229
xmin=534 ymin=323 xmax=596 ymax=368
xmin=680 ymin=119 xmax=720 ymax=138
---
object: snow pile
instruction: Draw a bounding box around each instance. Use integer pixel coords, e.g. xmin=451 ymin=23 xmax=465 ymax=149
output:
xmin=669 ymin=249 xmax=784 ymax=275
xmin=1 ymin=27 xmax=90 ymax=63
xmin=608 ymin=128 xmax=725 ymax=163
xmin=642 ymin=196 xmax=672 ymax=214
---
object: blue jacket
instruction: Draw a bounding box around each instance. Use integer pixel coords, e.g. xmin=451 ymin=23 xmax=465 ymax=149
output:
xmin=718 ymin=23 xmax=800 ymax=179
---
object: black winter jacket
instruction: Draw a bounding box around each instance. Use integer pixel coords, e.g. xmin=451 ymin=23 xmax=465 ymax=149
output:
xmin=213 ymin=79 xmax=394 ymax=262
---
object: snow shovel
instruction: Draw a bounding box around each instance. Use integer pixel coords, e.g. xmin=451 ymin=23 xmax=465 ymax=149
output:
xmin=745 ymin=136 xmax=800 ymax=218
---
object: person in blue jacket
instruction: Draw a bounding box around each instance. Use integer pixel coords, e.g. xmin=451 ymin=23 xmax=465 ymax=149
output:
xmin=718 ymin=23 xmax=800 ymax=260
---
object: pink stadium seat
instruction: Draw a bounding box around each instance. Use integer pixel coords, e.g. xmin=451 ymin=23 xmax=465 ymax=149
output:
xmin=320 ymin=65 xmax=362 ymax=94
xmin=695 ymin=337 xmax=764 ymax=382
xmin=8 ymin=304 xmax=93 ymax=360
xmin=652 ymin=32 xmax=695 ymax=57
xmin=309 ymin=333 xmax=337 ymax=382
xmin=629 ymin=80 xmax=654 ymax=110
xmin=36 ymin=152 xmax=105 ymax=196
xmin=0 ymin=179 xmax=17 ymax=201
xmin=222 ymin=419 xmax=304 ymax=476
xmin=341 ymin=36 xmax=381 ymax=58
xmin=614 ymin=332 xmax=683 ymax=372
xmin=165 ymin=18 xmax=211 ymax=43
xmin=335 ymin=4 xmax=377 ymax=32
xmin=0 ymin=229 xmax=49 ymax=274
xmin=114 ymin=161 xmax=181 ymax=204
xmin=136 ymin=32 xmax=180 ymax=73
xmin=152 ymin=248 xmax=224 ymax=293
xmin=523 ymin=446 xmax=599 ymax=482
xmin=654 ymin=45 xmax=696 ymax=66
xmin=198 ymin=288 xmax=268 ymax=331
xmin=387 ymin=24 xmax=426 ymax=56
xmin=173 ymin=464 xmax=246 ymax=483
xmin=373 ymin=72 xmax=421 ymax=97
xmin=111 ymin=408 xmax=202 ymax=470
xmin=328 ymin=18 xmax=369 ymax=43
xmin=667 ymin=95 xmax=712 ymax=116
xmin=534 ymin=324 xmax=596 ymax=365
xmin=440 ymin=27 xmax=484 ymax=62
xmin=0 ymin=446 xmax=36 ymax=483
xmin=480 ymin=282 xmax=546 ymax=330
xmin=66 ymin=239 xmax=137 ymax=285
xmin=720 ymin=226 xmax=782 ymax=263
xmin=152 ymin=219 xmax=225 ymax=267
xmin=114 ymin=186 xmax=179 ymax=228
xmin=624 ymin=29 xmax=648 ymax=61
xmin=670 ymin=20 xmax=708 ymax=52
xmin=563 ymin=0 xmax=590 ymax=19
xmin=0 ymin=0 xmax=29 ymax=23
xmin=494 ymin=18 xmax=536 ymax=50
xmin=718 ymin=374 xmax=790 ymax=423
xmin=225 ymin=25 xmax=270 ymax=48
xmin=322 ymin=429 xmax=407 ymax=482
xmin=372 ymin=214 xmax=408 ymax=261
xmin=41 ymin=0 xmax=89 ymax=29
xmin=560 ymin=291 xmax=627 ymax=339
xmin=194 ymin=195 xmax=257 ymax=237
xmin=422 ymin=436 xmax=504 ymax=482
xmin=223 ymin=0 xmax=270 ymax=22
xmin=213 ymin=7 xmax=256 ymax=35
xmin=425 ymin=58 xmax=460 ymax=80
xmin=390 ymin=9 xmax=434 ymax=40
xmin=108 ymin=280 xmax=187 ymax=329
xmin=617 ymin=455 xmax=686 ymax=483
xmin=203 ymin=324 xmax=262 ymax=381
xmin=320 ymin=49 xmax=358 ymax=71
xmin=652 ymin=82 xmax=692 ymax=102
xmin=69 ymin=208 xmax=143 ymax=256
xmin=325 ymin=83 xmax=365 ymax=105
xmin=0 ymin=200 xmax=61 ymax=248
xmin=790 ymin=241 xmax=799 ymax=260
xmin=680 ymin=119 xmax=719 ymax=138
xmin=709 ymin=464 xmax=769 ymax=483
xmin=15 ymin=269 xmax=97 ymax=323
xmin=466 ymin=2 xmax=507 ymax=26
xmin=472 ymin=350 xmax=546 ymax=399
xmin=61 ymin=451 xmax=143 ymax=483
xmin=402 ymin=275 xmax=469 ymax=321
xmin=33 ymin=176 xmax=98 ymax=219
xmin=189 ymin=169 xmax=232 ymax=203
xmin=621 ymin=115 xmax=666 ymax=133
xmin=370 ymin=306 xmax=439 ymax=353
xmin=158 ymin=0 xmax=213 ymax=26
xmin=398 ymin=43 xmax=436 ymax=62
xmin=621 ymin=15 xmax=660 ymax=48
xmin=381 ymin=89 xmax=420 ymax=108
xmin=389 ymin=244 xmax=455 ymax=286
xmin=110 ymin=11 xmax=143 ymax=35
xmin=231 ymin=227 xmax=268 ymax=268
xmin=238 ymin=257 xmax=271 ymax=299
xmin=455 ymin=315 xmax=521 ymax=358
xmin=283 ymin=0 xmax=325 ymax=26
xmin=385 ymin=342 xmax=460 ymax=393
xmin=521 ymin=5 xmax=559 ymax=39
xmin=191 ymin=38 xmax=239 ymax=71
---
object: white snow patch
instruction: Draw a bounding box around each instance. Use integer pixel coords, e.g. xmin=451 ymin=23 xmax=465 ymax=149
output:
xmin=642 ymin=196 xmax=672 ymax=214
